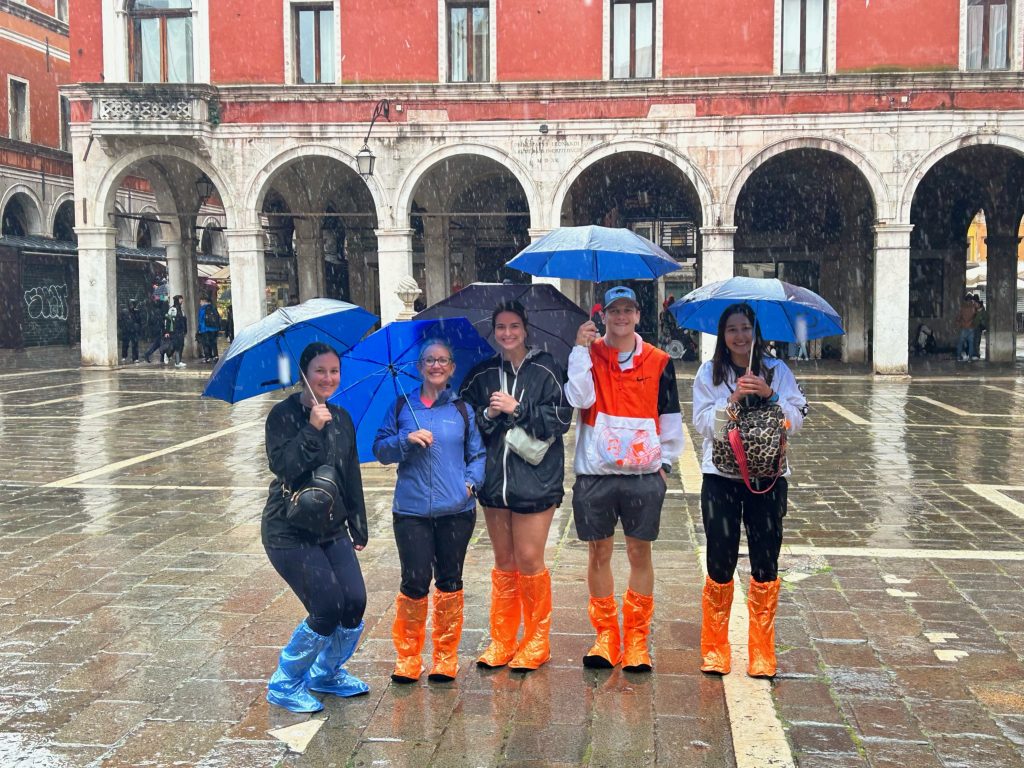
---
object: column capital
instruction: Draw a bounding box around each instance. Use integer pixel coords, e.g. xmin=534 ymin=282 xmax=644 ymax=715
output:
xmin=699 ymin=225 xmax=738 ymax=237
xmin=528 ymin=227 xmax=552 ymax=242
xmin=873 ymin=223 xmax=914 ymax=249
xmin=224 ymin=227 xmax=266 ymax=240
xmin=984 ymin=235 xmax=1023 ymax=249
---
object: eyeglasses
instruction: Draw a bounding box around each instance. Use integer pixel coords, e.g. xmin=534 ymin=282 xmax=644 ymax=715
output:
xmin=421 ymin=356 xmax=452 ymax=367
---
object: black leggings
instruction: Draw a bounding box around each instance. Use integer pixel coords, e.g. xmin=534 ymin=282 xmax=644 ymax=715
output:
xmin=393 ymin=511 xmax=476 ymax=599
xmin=701 ymin=473 xmax=787 ymax=585
xmin=266 ymin=537 xmax=367 ymax=636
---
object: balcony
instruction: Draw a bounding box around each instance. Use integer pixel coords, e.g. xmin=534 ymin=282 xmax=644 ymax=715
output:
xmin=73 ymin=84 xmax=219 ymax=157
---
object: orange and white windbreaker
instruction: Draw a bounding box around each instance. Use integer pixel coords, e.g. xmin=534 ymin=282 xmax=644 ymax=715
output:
xmin=565 ymin=334 xmax=684 ymax=476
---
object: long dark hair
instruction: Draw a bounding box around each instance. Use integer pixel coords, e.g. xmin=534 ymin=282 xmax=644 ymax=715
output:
xmin=711 ymin=303 xmax=765 ymax=386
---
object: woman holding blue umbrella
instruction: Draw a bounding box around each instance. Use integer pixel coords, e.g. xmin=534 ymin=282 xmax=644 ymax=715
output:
xmin=262 ymin=342 xmax=371 ymax=712
xmin=692 ymin=304 xmax=807 ymax=679
xmin=373 ymin=338 xmax=486 ymax=685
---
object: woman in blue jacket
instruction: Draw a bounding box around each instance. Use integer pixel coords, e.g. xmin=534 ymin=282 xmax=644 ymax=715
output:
xmin=373 ymin=339 xmax=486 ymax=684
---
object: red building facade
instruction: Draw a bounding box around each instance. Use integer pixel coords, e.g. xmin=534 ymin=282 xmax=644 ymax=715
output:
xmin=65 ymin=0 xmax=1024 ymax=371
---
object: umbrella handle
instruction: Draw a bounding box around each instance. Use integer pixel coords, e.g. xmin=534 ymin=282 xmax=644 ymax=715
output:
xmin=394 ymin=375 xmax=422 ymax=431
xmin=298 ymin=367 xmax=320 ymax=407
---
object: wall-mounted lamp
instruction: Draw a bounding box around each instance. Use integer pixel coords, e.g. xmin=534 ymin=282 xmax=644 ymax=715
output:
xmin=356 ymin=99 xmax=391 ymax=178
xmin=195 ymin=176 xmax=215 ymax=207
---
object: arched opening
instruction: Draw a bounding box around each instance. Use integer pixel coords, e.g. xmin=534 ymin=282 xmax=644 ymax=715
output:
xmin=910 ymin=145 xmax=1024 ymax=362
xmin=52 ymin=200 xmax=77 ymax=243
xmin=255 ymin=155 xmax=378 ymax=314
xmin=409 ymin=154 xmax=532 ymax=308
xmin=2 ymin=193 xmax=42 ymax=237
xmin=559 ymin=151 xmax=702 ymax=342
xmin=734 ymin=148 xmax=875 ymax=363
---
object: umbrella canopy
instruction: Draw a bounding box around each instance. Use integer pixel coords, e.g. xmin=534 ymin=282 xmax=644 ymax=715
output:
xmin=413 ymin=282 xmax=587 ymax=368
xmin=330 ymin=317 xmax=494 ymax=462
xmin=202 ymin=298 xmax=377 ymax=403
xmin=505 ymin=225 xmax=681 ymax=282
xmin=669 ymin=276 xmax=844 ymax=342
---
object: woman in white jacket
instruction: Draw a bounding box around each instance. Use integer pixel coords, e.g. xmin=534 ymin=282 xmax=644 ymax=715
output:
xmin=691 ymin=303 xmax=807 ymax=678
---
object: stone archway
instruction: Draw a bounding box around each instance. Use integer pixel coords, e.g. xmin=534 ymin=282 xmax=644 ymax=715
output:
xmin=908 ymin=142 xmax=1024 ymax=363
xmin=732 ymin=147 xmax=877 ymax=363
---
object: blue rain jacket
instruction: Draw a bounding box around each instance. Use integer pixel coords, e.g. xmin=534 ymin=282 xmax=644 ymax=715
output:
xmin=372 ymin=387 xmax=486 ymax=518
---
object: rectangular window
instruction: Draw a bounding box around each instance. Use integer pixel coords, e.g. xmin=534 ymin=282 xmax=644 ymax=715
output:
xmin=611 ymin=0 xmax=655 ymax=79
xmin=129 ymin=1 xmax=194 ymax=83
xmin=967 ymin=0 xmax=1010 ymax=70
xmin=56 ymin=0 xmax=68 ymax=22
xmin=294 ymin=4 xmax=335 ymax=83
xmin=9 ymin=79 xmax=28 ymax=143
xmin=782 ymin=0 xmax=826 ymax=74
xmin=59 ymin=95 xmax=71 ymax=151
xmin=448 ymin=2 xmax=489 ymax=83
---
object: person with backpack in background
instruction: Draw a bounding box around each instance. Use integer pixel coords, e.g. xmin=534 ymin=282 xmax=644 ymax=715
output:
xmin=197 ymin=295 xmax=220 ymax=362
xmin=373 ymin=338 xmax=486 ymax=685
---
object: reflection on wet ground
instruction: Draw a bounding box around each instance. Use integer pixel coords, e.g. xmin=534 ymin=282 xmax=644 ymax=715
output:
xmin=0 ymin=359 xmax=1022 ymax=767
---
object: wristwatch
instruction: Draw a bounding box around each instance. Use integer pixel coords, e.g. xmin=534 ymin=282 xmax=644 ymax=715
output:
xmin=661 ymin=462 xmax=672 ymax=475
xmin=511 ymin=403 xmax=524 ymax=421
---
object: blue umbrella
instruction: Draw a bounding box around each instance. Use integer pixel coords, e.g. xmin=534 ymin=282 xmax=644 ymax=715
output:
xmin=668 ymin=276 xmax=844 ymax=343
xmin=329 ymin=317 xmax=494 ymax=462
xmin=505 ymin=225 xmax=681 ymax=281
xmin=203 ymin=298 xmax=377 ymax=403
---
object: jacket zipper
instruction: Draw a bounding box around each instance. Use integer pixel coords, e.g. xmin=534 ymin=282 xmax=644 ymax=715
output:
xmin=501 ymin=360 xmax=522 ymax=507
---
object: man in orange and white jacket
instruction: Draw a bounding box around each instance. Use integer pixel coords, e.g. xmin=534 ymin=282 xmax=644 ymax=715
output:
xmin=565 ymin=286 xmax=683 ymax=672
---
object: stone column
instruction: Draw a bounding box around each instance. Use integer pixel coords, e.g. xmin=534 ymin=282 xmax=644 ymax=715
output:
xmin=375 ymin=228 xmax=415 ymax=325
xmin=225 ymin=228 xmax=267 ymax=332
xmin=984 ymin=234 xmax=1021 ymax=363
xmin=423 ymin=216 xmax=448 ymax=307
xmin=872 ymin=224 xmax=914 ymax=375
xmin=76 ymin=226 xmax=119 ymax=367
xmin=162 ymin=238 xmax=186 ymax=302
xmin=698 ymin=226 xmax=737 ymax=360
xmin=294 ymin=231 xmax=325 ymax=302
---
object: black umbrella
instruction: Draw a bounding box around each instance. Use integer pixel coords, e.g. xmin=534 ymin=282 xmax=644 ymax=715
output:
xmin=414 ymin=282 xmax=587 ymax=369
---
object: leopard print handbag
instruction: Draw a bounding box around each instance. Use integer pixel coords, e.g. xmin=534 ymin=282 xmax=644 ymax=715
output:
xmin=711 ymin=372 xmax=788 ymax=493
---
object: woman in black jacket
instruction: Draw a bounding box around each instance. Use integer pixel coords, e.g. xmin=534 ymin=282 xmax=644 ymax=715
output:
xmin=460 ymin=301 xmax=572 ymax=672
xmin=263 ymin=342 xmax=370 ymax=712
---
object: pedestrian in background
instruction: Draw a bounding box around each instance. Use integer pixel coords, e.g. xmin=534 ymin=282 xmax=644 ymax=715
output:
xmin=167 ymin=295 xmax=187 ymax=368
xmin=143 ymin=297 xmax=167 ymax=363
xmin=460 ymin=301 xmax=572 ymax=673
xmin=118 ymin=299 xmax=141 ymax=363
xmin=971 ymin=294 xmax=987 ymax=361
xmin=691 ymin=303 xmax=807 ymax=678
xmin=225 ymin=303 xmax=235 ymax=343
xmin=956 ymin=294 xmax=978 ymax=361
xmin=373 ymin=338 xmax=486 ymax=685
xmin=565 ymin=286 xmax=684 ymax=673
xmin=263 ymin=342 xmax=370 ymax=712
xmin=197 ymin=295 xmax=220 ymax=362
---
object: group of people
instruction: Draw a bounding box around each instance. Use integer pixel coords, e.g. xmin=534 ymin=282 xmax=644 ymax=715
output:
xmin=956 ymin=293 xmax=988 ymax=361
xmin=259 ymin=287 xmax=808 ymax=713
xmin=118 ymin=294 xmax=233 ymax=368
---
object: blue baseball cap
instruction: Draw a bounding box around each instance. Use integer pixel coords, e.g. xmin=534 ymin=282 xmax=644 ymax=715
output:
xmin=604 ymin=286 xmax=638 ymax=309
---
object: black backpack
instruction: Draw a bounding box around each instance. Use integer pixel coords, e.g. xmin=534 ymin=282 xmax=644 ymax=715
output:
xmin=205 ymin=304 xmax=221 ymax=331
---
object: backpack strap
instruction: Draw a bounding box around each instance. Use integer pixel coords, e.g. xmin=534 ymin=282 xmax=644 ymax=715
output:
xmin=727 ymin=426 xmax=783 ymax=496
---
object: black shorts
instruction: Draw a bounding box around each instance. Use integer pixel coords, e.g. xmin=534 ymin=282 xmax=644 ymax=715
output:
xmin=571 ymin=473 xmax=666 ymax=542
xmin=479 ymin=496 xmax=562 ymax=514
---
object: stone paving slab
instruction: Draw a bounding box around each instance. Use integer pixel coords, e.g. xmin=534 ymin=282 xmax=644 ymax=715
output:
xmin=0 ymin=365 xmax=1023 ymax=766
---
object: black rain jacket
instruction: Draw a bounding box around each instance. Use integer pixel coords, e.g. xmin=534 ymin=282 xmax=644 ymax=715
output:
xmin=460 ymin=348 xmax=572 ymax=511
xmin=262 ymin=392 xmax=369 ymax=549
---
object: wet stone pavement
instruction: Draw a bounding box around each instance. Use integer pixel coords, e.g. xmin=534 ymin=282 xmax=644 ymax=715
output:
xmin=0 ymin=357 xmax=1023 ymax=767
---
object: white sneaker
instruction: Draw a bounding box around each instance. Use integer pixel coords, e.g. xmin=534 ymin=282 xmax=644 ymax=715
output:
xmin=162 ymin=354 xmax=169 ymax=364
